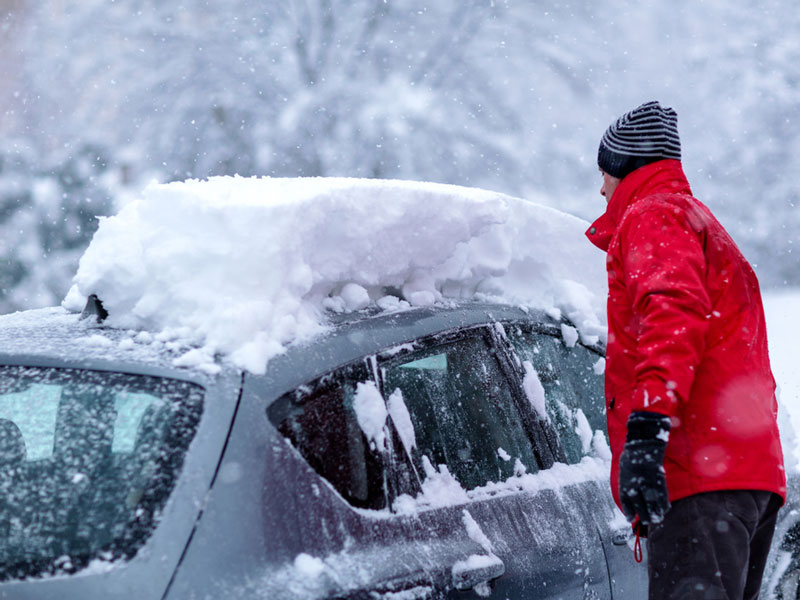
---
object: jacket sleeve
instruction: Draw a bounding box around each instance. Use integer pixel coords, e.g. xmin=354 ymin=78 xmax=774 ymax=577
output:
xmin=619 ymin=200 xmax=711 ymax=417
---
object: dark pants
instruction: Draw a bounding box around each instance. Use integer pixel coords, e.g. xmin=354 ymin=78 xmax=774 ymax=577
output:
xmin=647 ymin=490 xmax=782 ymax=600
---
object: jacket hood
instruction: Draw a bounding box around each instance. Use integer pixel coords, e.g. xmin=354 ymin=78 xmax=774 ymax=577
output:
xmin=585 ymin=159 xmax=692 ymax=252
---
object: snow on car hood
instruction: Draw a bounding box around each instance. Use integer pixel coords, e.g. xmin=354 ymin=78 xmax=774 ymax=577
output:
xmin=64 ymin=176 xmax=607 ymax=374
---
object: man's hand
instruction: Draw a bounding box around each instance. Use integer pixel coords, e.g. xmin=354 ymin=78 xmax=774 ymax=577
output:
xmin=619 ymin=411 xmax=672 ymax=525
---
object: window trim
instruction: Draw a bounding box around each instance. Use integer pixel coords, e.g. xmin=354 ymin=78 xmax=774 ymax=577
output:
xmin=267 ymin=356 xmax=424 ymax=511
xmin=265 ymin=317 xmax=606 ymax=512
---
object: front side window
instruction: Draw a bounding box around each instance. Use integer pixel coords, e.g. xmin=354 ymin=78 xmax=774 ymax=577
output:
xmin=0 ymin=366 xmax=203 ymax=580
xmin=267 ymin=362 xmax=388 ymax=510
xmin=381 ymin=333 xmax=540 ymax=490
xmin=506 ymin=326 xmax=606 ymax=464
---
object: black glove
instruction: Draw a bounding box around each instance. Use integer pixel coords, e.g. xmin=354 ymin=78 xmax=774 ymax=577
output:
xmin=619 ymin=411 xmax=671 ymax=526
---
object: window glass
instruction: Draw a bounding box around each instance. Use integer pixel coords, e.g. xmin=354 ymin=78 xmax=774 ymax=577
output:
xmin=0 ymin=366 xmax=203 ymax=580
xmin=267 ymin=363 xmax=387 ymax=510
xmin=381 ymin=333 xmax=539 ymax=490
xmin=507 ymin=327 xmax=606 ymax=464
xmin=551 ymin=340 xmax=607 ymax=436
xmin=0 ymin=383 xmax=60 ymax=460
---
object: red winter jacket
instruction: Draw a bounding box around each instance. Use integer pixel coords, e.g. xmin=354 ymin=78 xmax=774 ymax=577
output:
xmin=586 ymin=159 xmax=786 ymax=508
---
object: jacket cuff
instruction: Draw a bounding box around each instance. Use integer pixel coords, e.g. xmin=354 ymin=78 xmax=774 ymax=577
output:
xmin=632 ymin=380 xmax=679 ymax=416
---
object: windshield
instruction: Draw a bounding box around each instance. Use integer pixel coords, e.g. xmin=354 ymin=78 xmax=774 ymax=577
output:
xmin=0 ymin=366 xmax=203 ymax=580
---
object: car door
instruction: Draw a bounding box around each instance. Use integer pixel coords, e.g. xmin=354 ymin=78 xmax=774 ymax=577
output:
xmin=239 ymin=320 xmax=611 ymax=599
xmin=375 ymin=325 xmax=612 ymax=599
xmin=501 ymin=322 xmax=649 ymax=599
xmin=260 ymin=356 xmax=491 ymax=600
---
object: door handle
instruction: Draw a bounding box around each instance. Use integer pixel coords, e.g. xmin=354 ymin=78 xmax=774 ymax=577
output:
xmin=452 ymin=555 xmax=506 ymax=591
xmin=612 ymin=528 xmax=632 ymax=545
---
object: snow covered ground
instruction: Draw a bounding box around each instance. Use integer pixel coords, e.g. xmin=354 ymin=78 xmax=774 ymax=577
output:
xmin=764 ymin=290 xmax=800 ymax=467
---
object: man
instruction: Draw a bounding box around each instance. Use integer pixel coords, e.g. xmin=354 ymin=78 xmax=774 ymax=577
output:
xmin=586 ymin=101 xmax=786 ymax=600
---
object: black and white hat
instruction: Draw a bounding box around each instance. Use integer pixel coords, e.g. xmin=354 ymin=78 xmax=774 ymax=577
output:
xmin=598 ymin=101 xmax=681 ymax=180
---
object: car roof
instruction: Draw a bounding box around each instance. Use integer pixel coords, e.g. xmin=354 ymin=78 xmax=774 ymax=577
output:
xmin=0 ymin=301 xmax=593 ymax=392
xmin=0 ymin=307 xmax=222 ymax=383
xmin=249 ymin=301 xmax=586 ymax=405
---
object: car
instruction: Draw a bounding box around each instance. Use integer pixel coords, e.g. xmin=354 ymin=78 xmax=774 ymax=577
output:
xmin=0 ymin=295 xmax=797 ymax=600
xmin=3 ymin=175 xmax=799 ymax=599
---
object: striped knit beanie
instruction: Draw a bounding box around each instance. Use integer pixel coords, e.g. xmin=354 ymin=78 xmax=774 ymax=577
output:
xmin=598 ymin=101 xmax=681 ymax=180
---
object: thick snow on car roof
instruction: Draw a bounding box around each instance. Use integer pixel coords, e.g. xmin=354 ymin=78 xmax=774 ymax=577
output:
xmin=62 ymin=176 xmax=607 ymax=374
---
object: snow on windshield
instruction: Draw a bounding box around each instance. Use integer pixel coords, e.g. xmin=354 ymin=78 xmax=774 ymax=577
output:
xmin=63 ymin=177 xmax=606 ymax=374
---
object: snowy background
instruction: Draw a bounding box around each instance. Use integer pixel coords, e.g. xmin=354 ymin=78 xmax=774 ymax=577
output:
xmin=2 ymin=1 xmax=800 ymax=311
xmin=764 ymin=291 xmax=800 ymax=464
xmin=0 ymin=3 xmax=799 ymax=443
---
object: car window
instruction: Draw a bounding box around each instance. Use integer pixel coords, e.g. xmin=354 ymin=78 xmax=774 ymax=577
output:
xmin=267 ymin=362 xmax=388 ymax=510
xmin=0 ymin=385 xmax=167 ymax=459
xmin=506 ymin=326 xmax=606 ymax=464
xmin=380 ymin=332 xmax=540 ymax=491
xmin=0 ymin=366 xmax=203 ymax=580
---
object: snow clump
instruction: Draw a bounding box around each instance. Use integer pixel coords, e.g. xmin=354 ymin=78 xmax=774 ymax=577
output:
xmin=64 ymin=176 xmax=606 ymax=374
xmin=352 ymin=381 xmax=389 ymax=451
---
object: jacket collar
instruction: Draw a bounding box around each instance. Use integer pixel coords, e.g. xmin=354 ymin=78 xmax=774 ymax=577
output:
xmin=585 ymin=159 xmax=692 ymax=252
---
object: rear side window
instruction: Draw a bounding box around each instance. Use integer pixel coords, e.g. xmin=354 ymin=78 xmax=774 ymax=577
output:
xmin=506 ymin=326 xmax=606 ymax=464
xmin=381 ymin=333 xmax=540 ymax=490
xmin=267 ymin=362 xmax=387 ymax=510
xmin=0 ymin=366 xmax=203 ymax=580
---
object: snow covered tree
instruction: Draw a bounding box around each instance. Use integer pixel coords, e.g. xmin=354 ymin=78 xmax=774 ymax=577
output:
xmin=0 ymin=140 xmax=115 ymax=311
xmin=18 ymin=0 xmax=539 ymax=190
xmin=2 ymin=0 xmax=800 ymax=314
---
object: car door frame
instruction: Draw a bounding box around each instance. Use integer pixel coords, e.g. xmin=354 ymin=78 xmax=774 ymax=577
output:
xmin=374 ymin=321 xmax=613 ymax=599
xmin=375 ymin=323 xmax=557 ymax=475
xmin=492 ymin=318 xmax=649 ymax=598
